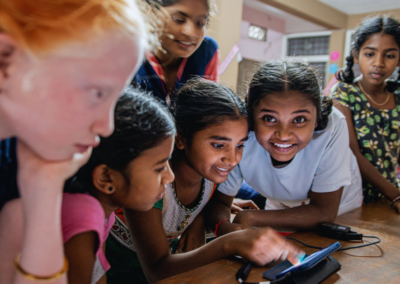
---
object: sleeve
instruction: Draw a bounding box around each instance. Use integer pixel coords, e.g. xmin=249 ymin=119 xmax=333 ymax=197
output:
xmin=204 ymin=49 xmax=220 ymax=83
xmin=217 ymin=165 xmax=244 ymax=196
xmin=153 ymin=197 xmax=164 ymax=210
xmin=311 ymin=111 xmax=352 ymax=193
xmin=330 ymin=83 xmax=351 ymax=109
xmin=61 ymin=193 xmax=104 ymax=246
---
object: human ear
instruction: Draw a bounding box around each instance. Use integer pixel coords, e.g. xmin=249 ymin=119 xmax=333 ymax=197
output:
xmin=92 ymin=164 xmax=117 ymax=195
xmin=0 ymin=34 xmax=18 ymax=89
xmin=175 ymin=133 xmax=186 ymax=150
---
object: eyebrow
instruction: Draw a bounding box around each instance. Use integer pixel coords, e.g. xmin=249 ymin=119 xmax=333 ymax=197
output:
xmin=260 ymin=109 xmax=311 ymax=114
xmin=363 ymin=47 xmax=399 ymax=52
xmin=176 ymin=11 xmax=208 ymax=19
xmin=155 ymin=156 xmax=171 ymax=165
xmin=209 ymin=136 xmax=249 ymax=142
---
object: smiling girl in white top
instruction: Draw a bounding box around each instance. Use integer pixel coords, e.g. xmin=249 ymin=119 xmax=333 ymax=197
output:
xmin=208 ymin=60 xmax=363 ymax=234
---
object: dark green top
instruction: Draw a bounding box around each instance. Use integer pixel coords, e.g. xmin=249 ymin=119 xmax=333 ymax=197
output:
xmin=331 ymin=82 xmax=400 ymax=204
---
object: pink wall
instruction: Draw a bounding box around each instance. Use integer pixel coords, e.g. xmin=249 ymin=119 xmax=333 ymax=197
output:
xmin=240 ymin=6 xmax=285 ymax=62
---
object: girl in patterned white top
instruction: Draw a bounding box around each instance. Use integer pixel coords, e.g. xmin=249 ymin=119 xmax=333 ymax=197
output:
xmin=106 ymin=79 xmax=304 ymax=284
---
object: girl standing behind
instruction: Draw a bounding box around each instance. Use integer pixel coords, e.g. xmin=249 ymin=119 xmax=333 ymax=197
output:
xmin=106 ymin=79 xmax=303 ymax=284
xmin=331 ymin=16 xmax=400 ymax=210
xmin=135 ymin=0 xmax=219 ymax=105
xmin=207 ymin=60 xmax=363 ymax=235
xmin=62 ymin=89 xmax=176 ymax=284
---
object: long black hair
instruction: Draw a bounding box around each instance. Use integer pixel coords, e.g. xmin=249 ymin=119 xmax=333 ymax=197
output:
xmin=172 ymin=78 xmax=247 ymax=145
xmin=247 ymin=59 xmax=333 ymax=131
xmin=64 ymin=88 xmax=176 ymax=193
xmin=336 ymin=16 xmax=400 ymax=92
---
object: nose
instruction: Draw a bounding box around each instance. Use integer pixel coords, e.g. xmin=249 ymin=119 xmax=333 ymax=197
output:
xmin=163 ymin=163 xmax=175 ymax=185
xmin=91 ymin=106 xmax=115 ymax=138
xmin=275 ymin=123 xmax=292 ymax=141
xmin=182 ymin=21 xmax=196 ymax=39
xmin=222 ymin=146 xmax=239 ymax=167
xmin=373 ymin=53 xmax=384 ymax=67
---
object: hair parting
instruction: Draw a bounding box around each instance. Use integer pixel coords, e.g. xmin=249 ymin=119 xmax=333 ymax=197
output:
xmin=336 ymin=16 xmax=400 ymax=92
xmin=247 ymin=59 xmax=333 ymax=131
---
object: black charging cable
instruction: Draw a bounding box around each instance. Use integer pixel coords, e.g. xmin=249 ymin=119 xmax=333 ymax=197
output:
xmin=235 ymin=234 xmax=381 ymax=283
xmin=285 ymin=235 xmax=381 ymax=251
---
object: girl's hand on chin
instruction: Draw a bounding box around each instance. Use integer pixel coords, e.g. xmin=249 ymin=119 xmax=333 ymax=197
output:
xmin=17 ymin=140 xmax=92 ymax=196
xmin=228 ymin=227 xmax=304 ymax=266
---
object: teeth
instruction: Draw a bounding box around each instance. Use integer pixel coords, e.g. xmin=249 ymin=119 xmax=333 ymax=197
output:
xmin=179 ymin=41 xmax=192 ymax=45
xmin=274 ymin=143 xmax=292 ymax=148
xmin=216 ymin=167 xmax=229 ymax=171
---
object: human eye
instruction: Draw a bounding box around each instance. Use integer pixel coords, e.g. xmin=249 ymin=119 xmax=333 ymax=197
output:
xmin=85 ymin=87 xmax=107 ymax=104
xmin=212 ymin=143 xmax=224 ymax=149
xmin=172 ymin=15 xmax=184 ymax=24
xmin=365 ymin=52 xmax=374 ymax=57
xmin=236 ymin=144 xmax=245 ymax=149
xmin=262 ymin=115 xmax=276 ymax=123
xmin=386 ymin=53 xmax=397 ymax=59
xmin=293 ymin=116 xmax=306 ymax=124
xmin=156 ymin=166 xmax=167 ymax=173
xmin=197 ymin=20 xmax=206 ymax=27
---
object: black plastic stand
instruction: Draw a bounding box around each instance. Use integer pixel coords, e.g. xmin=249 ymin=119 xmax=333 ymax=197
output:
xmin=263 ymin=255 xmax=341 ymax=284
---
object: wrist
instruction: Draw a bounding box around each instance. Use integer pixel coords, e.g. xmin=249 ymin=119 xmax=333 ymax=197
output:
xmin=215 ymin=219 xmax=230 ymax=237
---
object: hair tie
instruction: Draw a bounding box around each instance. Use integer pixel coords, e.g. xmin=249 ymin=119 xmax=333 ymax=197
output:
xmin=283 ymin=62 xmax=287 ymax=72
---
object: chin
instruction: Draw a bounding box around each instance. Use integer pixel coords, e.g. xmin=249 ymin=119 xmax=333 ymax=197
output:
xmin=31 ymin=146 xmax=75 ymax=162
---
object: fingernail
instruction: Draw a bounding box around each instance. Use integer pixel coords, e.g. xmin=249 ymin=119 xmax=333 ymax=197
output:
xmin=281 ymin=249 xmax=289 ymax=261
xmin=296 ymin=252 xmax=306 ymax=264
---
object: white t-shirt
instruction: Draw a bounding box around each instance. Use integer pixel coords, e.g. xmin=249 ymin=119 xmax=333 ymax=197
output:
xmin=218 ymin=107 xmax=363 ymax=215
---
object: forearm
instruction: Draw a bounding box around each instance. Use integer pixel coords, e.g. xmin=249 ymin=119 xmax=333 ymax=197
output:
xmin=234 ymin=204 xmax=337 ymax=231
xmin=142 ymin=233 xmax=236 ymax=283
xmin=15 ymin=181 xmax=66 ymax=284
xmin=205 ymin=193 xmax=247 ymax=237
xmin=355 ymin=152 xmax=400 ymax=200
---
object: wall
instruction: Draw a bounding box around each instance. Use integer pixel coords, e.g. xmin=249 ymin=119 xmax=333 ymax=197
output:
xmin=240 ymin=6 xmax=285 ymax=62
xmin=347 ymin=9 xmax=400 ymax=29
xmin=208 ymin=0 xmax=243 ymax=91
xmin=327 ymin=30 xmax=346 ymax=82
xmin=258 ymin=0 xmax=347 ymax=29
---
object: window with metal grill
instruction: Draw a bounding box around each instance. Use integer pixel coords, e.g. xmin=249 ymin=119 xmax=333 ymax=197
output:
xmin=287 ymin=36 xmax=330 ymax=56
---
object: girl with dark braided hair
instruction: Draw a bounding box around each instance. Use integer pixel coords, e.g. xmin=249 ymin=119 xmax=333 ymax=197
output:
xmin=331 ymin=16 xmax=400 ymax=209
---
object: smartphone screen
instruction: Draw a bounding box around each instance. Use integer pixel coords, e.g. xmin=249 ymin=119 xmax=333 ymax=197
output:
xmin=276 ymin=242 xmax=341 ymax=278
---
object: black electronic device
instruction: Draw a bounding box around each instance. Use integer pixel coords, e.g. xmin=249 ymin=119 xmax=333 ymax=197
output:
xmin=317 ymin=222 xmax=363 ymax=241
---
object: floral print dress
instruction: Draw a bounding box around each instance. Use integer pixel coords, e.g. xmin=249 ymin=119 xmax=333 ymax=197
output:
xmin=331 ymin=82 xmax=400 ymax=204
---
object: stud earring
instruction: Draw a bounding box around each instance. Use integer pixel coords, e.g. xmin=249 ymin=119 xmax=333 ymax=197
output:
xmin=108 ymin=186 xmax=113 ymax=192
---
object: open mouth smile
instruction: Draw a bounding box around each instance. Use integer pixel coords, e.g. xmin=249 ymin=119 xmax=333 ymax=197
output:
xmin=270 ymin=142 xmax=297 ymax=152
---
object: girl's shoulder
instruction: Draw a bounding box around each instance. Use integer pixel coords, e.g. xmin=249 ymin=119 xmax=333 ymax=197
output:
xmin=190 ymin=36 xmax=219 ymax=60
xmin=330 ymin=82 xmax=366 ymax=109
xmin=61 ymin=193 xmax=106 ymax=241
xmin=331 ymin=82 xmax=361 ymax=96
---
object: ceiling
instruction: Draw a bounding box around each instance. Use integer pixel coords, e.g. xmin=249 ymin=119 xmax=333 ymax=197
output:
xmin=243 ymin=0 xmax=327 ymax=33
xmin=318 ymin=0 xmax=400 ymax=15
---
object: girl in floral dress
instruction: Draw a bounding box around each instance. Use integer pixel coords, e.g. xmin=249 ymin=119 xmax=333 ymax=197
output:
xmin=331 ymin=16 xmax=400 ymax=209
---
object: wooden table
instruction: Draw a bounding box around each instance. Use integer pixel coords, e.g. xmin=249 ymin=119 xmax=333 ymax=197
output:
xmin=156 ymin=200 xmax=400 ymax=284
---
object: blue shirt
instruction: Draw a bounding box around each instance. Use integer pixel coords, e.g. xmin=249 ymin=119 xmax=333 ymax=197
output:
xmin=133 ymin=36 xmax=219 ymax=105
xmin=0 ymin=138 xmax=19 ymax=211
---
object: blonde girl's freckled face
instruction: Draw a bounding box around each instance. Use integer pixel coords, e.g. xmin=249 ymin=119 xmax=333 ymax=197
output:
xmin=161 ymin=0 xmax=208 ymax=58
xmin=182 ymin=116 xmax=249 ymax=184
xmin=0 ymin=33 xmax=144 ymax=161
xmin=253 ymin=92 xmax=318 ymax=162
xmin=113 ymin=136 xmax=175 ymax=212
